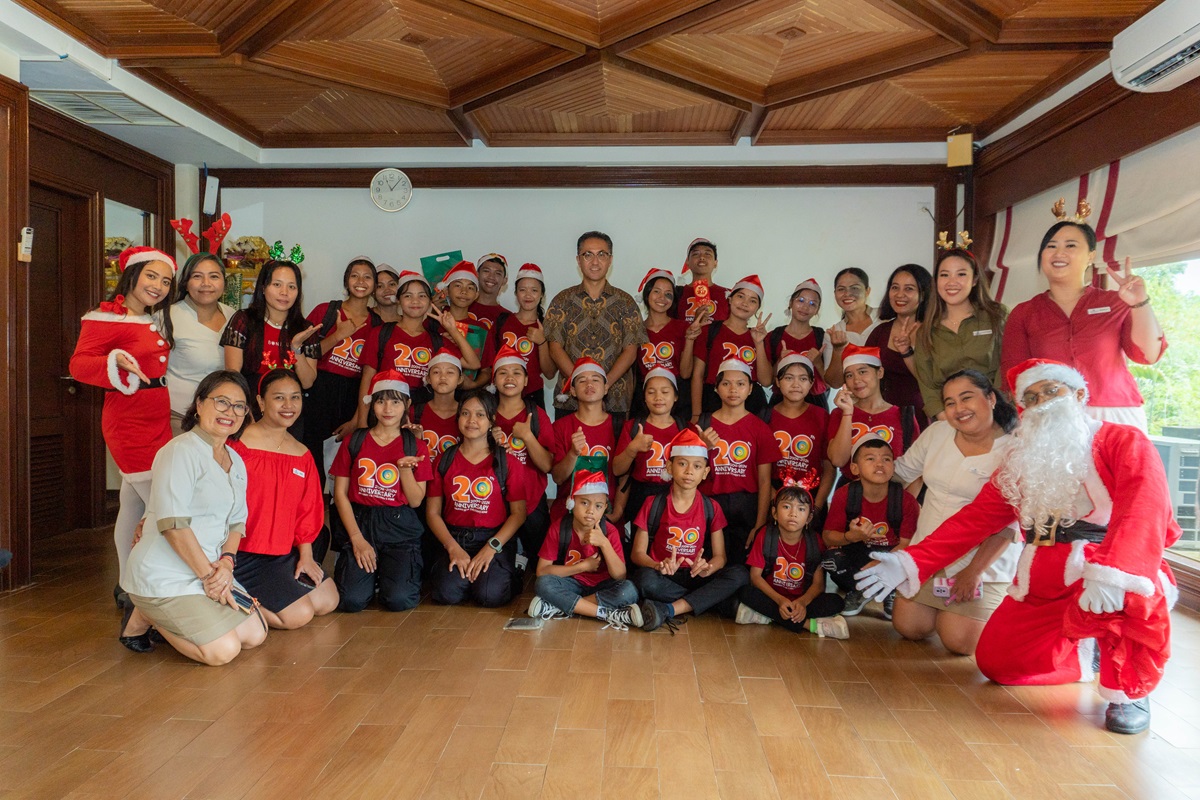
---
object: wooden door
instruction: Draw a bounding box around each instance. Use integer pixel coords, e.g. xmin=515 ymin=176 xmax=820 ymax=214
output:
xmin=29 ymin=184 xmax=98 ymax=539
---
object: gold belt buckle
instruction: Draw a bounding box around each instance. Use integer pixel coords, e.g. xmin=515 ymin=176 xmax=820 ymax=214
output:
xmin=1032 ymin=517 xmax=1059 ymax=547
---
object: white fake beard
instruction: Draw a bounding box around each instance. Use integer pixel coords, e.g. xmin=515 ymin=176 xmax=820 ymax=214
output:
xmin=995 ymin=396 xmax=1096 ymax=529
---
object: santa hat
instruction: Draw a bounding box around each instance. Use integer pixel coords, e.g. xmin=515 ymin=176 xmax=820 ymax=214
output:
xmin=476 ymin=253 xmax=507 ymax=270
xmin=776 ymin=351 xmax=815 ymax=378
xmin=841 ymin=344 xmax=882 ymax=369
xmin=851 ymin=431 xmax=892 ymax=458
xmin=364 ymin=370 xmax=411 ymax=404
xmin=492 ymin=345 xmax=527 ymax=374
xmin=792 ymin=278 xmax=822 ymax=300
xmin=375 ymin=263 xmax=400 ymax=279
xmin=730 ymin=274 xmax=764 ymax=303
xmin=440 ymin=261 xmax=479 ymax=289
xmin=566 ymin=469 xmax=609 ymax=510
xmin=119 ymin=246 xmax=177 ymax=274
xmin=638 ymin=268 xmax=674 ymax=293
xmin=643 ymin=367 xmax=677 ymax=388
xmin=348 ymin=255 xmax=376 ymax=268
xmin=514 ymin=263 xmax=544 ymax=285
xmin=426 ymin=348 xmax=462 ymax=376
xmin=683 ymin=237 xmax=718 ymax=271
xmin=668 ymin=428 xmax=710 ymax=460
xmin=717 ymin=357 xmax=753 ymax=378
xmin=568 ymin=357 xmax=607 ymax=385
xmin=1008 ymin=358 xmax=1088 ymax=404
xmin=396 ymin=269 xmax=430 ymax=292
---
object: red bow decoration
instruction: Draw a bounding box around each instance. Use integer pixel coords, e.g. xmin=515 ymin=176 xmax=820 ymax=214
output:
xmin=99 ymin=294 xmax=129 ymax=315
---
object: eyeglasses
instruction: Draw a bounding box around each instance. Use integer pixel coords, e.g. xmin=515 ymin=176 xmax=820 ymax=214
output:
xmin=207 ymin=396 xmax=250 ymax=416
xmin=793 ymin=298 xmax=819 ymax=308
xmin=834 ymin=284 xmax=865 ymax=296
xmin=577 ymin=250 xmax=612 ymax=261
xmin=1020 ymin=383 xmax=1067 ymax=407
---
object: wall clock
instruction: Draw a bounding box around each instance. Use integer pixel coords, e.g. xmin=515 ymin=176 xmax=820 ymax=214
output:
xmin=370 ymin=168 xmax=413 ymax=212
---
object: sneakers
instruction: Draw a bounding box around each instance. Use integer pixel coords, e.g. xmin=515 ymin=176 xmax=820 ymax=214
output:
xmin=735 ymin=603 xmax=773 ymax=626
xmin=1105 ymin=698 xmax=1151 ymax=735
xmin=881 ymin=592 xmax=895 ymax=621
xmin=841 ymin=590 xmax=868 ymax=617
xmin=528 ymin=596 xmax=568 ymax=621
xmin=808 ymin=615 xmax=850 ymax=640
xmin=640 ymin=599 xmax=680 ymax=634
xmin=598 ymin=604 xmax=643 ymax=632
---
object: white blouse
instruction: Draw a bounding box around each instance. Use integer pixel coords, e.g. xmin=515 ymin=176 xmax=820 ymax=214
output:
xmin=168 ymin=300 xmax=234 ymax=415
xmin=893 ymin=420 xmax=1021 ymax=584
xmin=123 ymin=430 xmax=248 ymax=599
xmin=821 ymin=311 xmax=881 ymax=365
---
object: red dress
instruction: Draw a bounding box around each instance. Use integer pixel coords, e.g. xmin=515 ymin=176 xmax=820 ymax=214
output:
xmin=68 ymin=299 xmax=171 ymax=478
xmin=229 ymin=442 xmax=324 ymax=555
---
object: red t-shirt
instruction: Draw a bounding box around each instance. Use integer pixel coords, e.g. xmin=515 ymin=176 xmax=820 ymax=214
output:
xmin=495 ymin=405 xmax=554 ymax=507
xmin=306 ymin=302 xmax=372 ymax=377
xmin=550 ymin=413 xmax=617 ymax=516
xmin=825 ymin=483 xmax=919 ymax=548
xmin=767 ymin=326 xmax=829 ymax=396
xmin=230 ymin=442 xmax=324 ymax=555
xmin=697 ymin=323 xmax=758 ymax=385
xmin=746 ymin=527 xmax=822 ymax=599
xmin=701 ymin=412 xmax=775 ymax=496
xmin=827 ymin=405 xmax=916 ymax=481
xmin=413 ymin=403 xmax=460 ymax=457
xmin=637 ymin=319 xmax=690 ymax=380
xmin=428 ymin=448 xmax=530 ymax=529
xmin=329 ymin=430 xmax=435 ymax=507
xmin=538 ymin=516 xmax=625 ymax=588
xmin=766 ymin=405 xmax=828 ymax=491
xmin=633 ymin=491 xmax=727 ymax=564
xmin=482 ymin=312 xmax=545 ymax=395
xmin=468 ymin=301 xmax=510 ymax=331
xmin=615 ymin=419 xmax=680 ymax=484
xmin=359 ymin=323 xmax=446 ymax=390
xmin=674 ymin=282 xmax=729 ymax=324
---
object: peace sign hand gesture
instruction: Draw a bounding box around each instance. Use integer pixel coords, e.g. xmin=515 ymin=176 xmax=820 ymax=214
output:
xmin=1107 ymin=257 xmax=1150 ymax=307
xmin=750 ymin=313 xmax=773 ymax=345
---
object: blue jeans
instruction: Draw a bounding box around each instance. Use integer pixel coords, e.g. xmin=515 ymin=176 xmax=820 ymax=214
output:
xmin=534 ymin=575 xmax=638 ymax=615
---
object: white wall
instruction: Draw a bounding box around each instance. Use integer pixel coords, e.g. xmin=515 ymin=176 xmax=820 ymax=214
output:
xmin=222 ymin=185 xmax=937 ymax=317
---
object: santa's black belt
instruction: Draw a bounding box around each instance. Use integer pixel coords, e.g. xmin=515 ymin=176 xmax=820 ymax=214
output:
xmin=109 ymin=377 xmax=166 ymax=391
xmin=1022 ymin=519 xmax=1107 ymax=546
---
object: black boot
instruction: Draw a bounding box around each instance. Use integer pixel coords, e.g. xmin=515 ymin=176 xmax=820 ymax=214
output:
xmin=118 ymin=603 xmax=154 ymax=654
xmin=1105 ymin=698 xmax=1151 ymax=735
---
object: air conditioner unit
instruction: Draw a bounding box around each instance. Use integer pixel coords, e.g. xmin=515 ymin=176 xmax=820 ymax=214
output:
xmin=1111 ymin=0 xmax=1200 ymax=93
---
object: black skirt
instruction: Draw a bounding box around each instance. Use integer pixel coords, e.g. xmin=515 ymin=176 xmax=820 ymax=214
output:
xmin=233 ymin=551 xmax=319 ymax=613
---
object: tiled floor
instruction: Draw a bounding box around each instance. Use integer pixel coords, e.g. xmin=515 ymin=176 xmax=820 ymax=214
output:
xmin=1 ymin=528 xmax=1198 ymax=799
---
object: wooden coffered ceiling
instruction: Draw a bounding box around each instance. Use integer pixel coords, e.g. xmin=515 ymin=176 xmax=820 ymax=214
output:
xmin=18 ymin=0 xmax=1160 ymax=147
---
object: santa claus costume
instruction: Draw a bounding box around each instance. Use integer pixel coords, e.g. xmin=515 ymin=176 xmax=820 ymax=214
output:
xmin=857 ymin=359 xmax=1179 ymax=734
xmin=69 ymin=246 xmax=176 ymax=589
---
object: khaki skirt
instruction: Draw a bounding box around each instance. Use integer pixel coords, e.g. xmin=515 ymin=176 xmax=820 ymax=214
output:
xmin=129 ymin=592 xmax=248 ymax=646
xmin=910 ymin=569 xmax=1008 ymax=621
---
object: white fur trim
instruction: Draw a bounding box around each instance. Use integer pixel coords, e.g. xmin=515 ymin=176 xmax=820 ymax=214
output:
xmin=717 ymin=358 xmax=752 ymax=377
xmin=123 ymin=248 xmax=175 ymax=272
xmin=1098 ymin=685 xmax=1134 ymax=704
xmin=1013 ymin=363 xmax=1086 ymax=403
xmin=670 ymin=445 xmax=708 ymax=458
xmin=895 ymin=549 xmax=921 ymax=598
xmin=82 ymin=310 xmax=153 ymax=324
xmin=1007 ymin=544 xmax=1036 ymax=602
xmin=1160 ymin=570 xmax=1179 ymax=611
xmin=1064 ymin=539 xmax=1088 ymax=585
xmin=1077 ymin=638 xmax=1097 ymax=682
xmin=644 ymin=367 xmax=677 ymax=387
xmin=364 ymin=379 xmax=410 ymax=402
xmin=1082 ymin=562 xmax=1155 ymax=598
xmin=842 ymin=353 xmax=882 ymax=368
xmin=107 ymin=349 xmax=141 ymax=395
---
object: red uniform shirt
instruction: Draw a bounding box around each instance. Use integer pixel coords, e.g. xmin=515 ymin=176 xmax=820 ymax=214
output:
xmin=230 ymin=442 xmax=324 ymax=555
xmin=539 ymin=516 xmax=625 ymax=588
xmin=330 ymin=430 xmax=435 ymax=507
xmin=550 ymin=413 xmax=617 ymax=516
xmin=825 ymin=483 xmax=919 ymax=548
xmin=746 ymin=528 xmax=822 ymax=599
xmin=414 ymin=403 xmax=460 ymax=457
xmin=482 ymin=312 xmax=545 ymax=395
xmin=674 ymin=282 xmax=729 ymax=324
xmin=701 ymin=412 xmax=776 ymax=495
xmin=468 ymin=301 xmax=510 ymax=331
xmin=697 ymin=323 xmax=759 ymax=385
xmin=307 ymin=302 xmax=372 ymax=377
xmin=495 ymin=405 xmax=554 ymax=507
xmin=637 ymin=319 xmax=690 ymax=380
xmin=359 ymin=324 xmax=448 ymax=390
xmin=766 ymin=405 xmax=828 ymax=491
xmin=767 ymin=326 xmax=829 ymax=396
xmin=615 ymin=419 xmax=680 ymax=484
xmin=827 ymin=405 xmax=916 ymax=481
xmin=429 ymin=448 xmax=530 ymax=529
xmin=634 ymin=491 xmax=727 ymax=564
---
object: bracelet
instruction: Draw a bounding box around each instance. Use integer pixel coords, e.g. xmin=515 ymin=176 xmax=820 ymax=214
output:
xmin=899 ymin=347 xmax=915 ymax=358
xmin=1128 ymin=297 xmax=1151 ymax=309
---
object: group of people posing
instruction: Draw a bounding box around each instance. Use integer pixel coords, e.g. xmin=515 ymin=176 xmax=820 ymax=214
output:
xmin=69 ymin=204 xmax=1178 ymax=736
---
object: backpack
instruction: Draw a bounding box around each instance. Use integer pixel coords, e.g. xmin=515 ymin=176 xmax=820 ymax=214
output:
xmin=436 ymin=441 xmax=509 ymax=506
xmin=375 ymin=321 xmax=443 ymax=371
xmin=766 ymin=326 xmax=824 ymax=363
xmin=317 ymin=300 xmax=382 ymax=341
xmin=844 ymin=479 xmax=905 ymax=539
xmin=759 ymin=522 xmax=823 ymax=582
xmin=643 ymin=491 xmax=717 ymax=557
xmin=330 ymin=427 xmax=420 ymax=550
xmin=899 ymin=405 xmax=916 ymax=452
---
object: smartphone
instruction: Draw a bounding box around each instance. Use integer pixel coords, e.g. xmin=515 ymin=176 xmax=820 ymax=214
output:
xmin=296 ymin=573 xmax=318 ymax=589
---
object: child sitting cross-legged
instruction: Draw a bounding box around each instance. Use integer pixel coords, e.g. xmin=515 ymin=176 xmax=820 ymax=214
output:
xmin=822 ymin=433 xmax=918 ymax=620
xmin=737 ymin=482 xmax=849 ymax=639
xmin=631 ymin=428 xmax=749 ymax=632
xmin=529 ymin=469 xmax=642 ymax=631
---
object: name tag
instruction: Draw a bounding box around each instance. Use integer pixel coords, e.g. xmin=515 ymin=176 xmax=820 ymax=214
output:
xmin=1087 ymin=306 xmax=1111 ymax=315
xmin=292 ymin=468 xmax=306 ymax=478
xmin=972 ymin=329 xmax=992 ymax=336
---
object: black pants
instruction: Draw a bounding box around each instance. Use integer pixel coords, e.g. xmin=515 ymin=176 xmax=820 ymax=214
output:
xmin=621 ymin=479 xmax=669 ymax=557
xmin=634 ymin=564 xmax=748 ymax=617
xmin=710 ymin=491 xmax=759 ymax=567
xmin=333 ymin=503 xmax=423 ymax=612
xmin=739 ymin=584 xmax=845 ymax=633
xmin=822 ymin=542 xmax=893 ymax=593
xmin=517 ymin=497 xmax=550 ymax=562
xmin=431 ymin=526 xmax=518 ymax=607
xmin=301 ymin=370 xmax=361 ymax=490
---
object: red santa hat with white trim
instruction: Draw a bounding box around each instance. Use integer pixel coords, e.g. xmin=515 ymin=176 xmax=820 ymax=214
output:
xmin=439 ymin=260 xmax=479 ymax=290
xmin=565 ymin=469 xmax=609 ymax=510
xmin=730 ymin=274 xmax=764 ymax=303
xmin=668 ymin=428 xmax=710 ymax=460
xmin=681 ymin=237 xmax=717 ymax=273
xmin=1007 ymin=358 xmax=1088 ymax=405
xmin=475 ymin=253 xmax=507 ymax=270
xmin=119 ymin=245 xmax=177 ymax=274
xmin=364 ymin=369 xmax=411 ymax=403
xmin=425 ymin=347 xmax=462 ymax=377
xmin=841 ymin=344 xmax=882 ymax=369
xmin=567 ymin=357 xmax=606 ymax=385
xmin=492 ymin=344 xmax=528 ymax=374
xmin=638 ymin=268 xmax=674 ymax=293
xmin=514 ymin=262 xmax=544 ymax=285
xmin=792 ymin=278 xmax=822 ymax=300
xmin=395 ymin=269 xmax=430 ymax=291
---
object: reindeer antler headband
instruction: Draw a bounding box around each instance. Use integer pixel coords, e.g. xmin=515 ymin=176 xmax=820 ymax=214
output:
xmin=1051 ymin=197 xmax=1092 ymax=224
xmin=936 ymin=230 xmax=974 ymax=253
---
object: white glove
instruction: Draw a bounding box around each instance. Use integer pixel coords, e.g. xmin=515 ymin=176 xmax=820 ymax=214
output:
xmin=1078 ymin=579 xmax=1125 ymax=614
xmin=855 ymin=551 xmax=906 ymax=602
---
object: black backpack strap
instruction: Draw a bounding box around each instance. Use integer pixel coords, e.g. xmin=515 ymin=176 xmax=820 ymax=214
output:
xmin=645 ymin=491 xmax=668 ymax=550
xmin=318 ymin=300 xmax=342 ymax=339
xmin=376 ymin=321 xmax=397 ymax=371
xmin=813 ymin=327 xmax=825 ymax=349
xmin=900 ymin=405 xmax=916 ymax=451
xmin=437 ymin=442 xmax=459 ymax=480
xmin=886 ymin=481 xmax=905 ymax=539
xmin=492 ymin=447 xmax=509 ymax=505
xmin=845 ymin=480 xmax=863 ymax=523
xmin=706 ymin=320 xmax=722 ymax=351
xmin=493 ymin=310 xmax=511 ymax=336
xmin=761 ymin=524 xmax=779 ymax=579
xmin=348 ymin=427 xmax=368 ymax=462
xmin=701 ymin=494 xmax=716 ymax=558
xmin=556 ymin=516 xmax=573 ymax=565
xmin=767 ymin=327 xmax=784 ymax=363
xmin=696 ymin=411 xmax=712 ymax=431
xmin=400 ymin=427 xmax=418 ymax=458
xmin=523 ymin=398 xmax=541 ymax=439
xmin=803 ymin=528 xmax=823 ymax=577
xmin=412 ymin=402 xmax=425 ymax=425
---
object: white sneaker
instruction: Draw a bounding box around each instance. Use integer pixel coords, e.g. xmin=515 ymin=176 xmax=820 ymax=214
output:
xmin=808 ymin=615 xmax=850 ymax=640
xmin=735 ymin=602 xmax=773 ymax=626
xmin=599 ymin=604 xmax=643 ymax=632
xmin=528 ymin=596 xmax=568 ymax=621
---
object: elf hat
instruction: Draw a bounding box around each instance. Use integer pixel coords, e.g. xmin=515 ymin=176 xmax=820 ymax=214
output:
xmin=841 ymin=344 xmax=882 ymax=369
xmin=364 ymin=369 xmax=411 ymax=403
xmin=776 ymin=351 xmax=815 ymax=378
xmin=730 ymin=274 xmax=764 ymax=303
xmin=119 ymin=246 xmax=177 ymax=274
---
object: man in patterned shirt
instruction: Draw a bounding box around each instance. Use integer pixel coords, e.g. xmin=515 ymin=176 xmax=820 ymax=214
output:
xmin=545 ymin=231 xmax=648 ymax=427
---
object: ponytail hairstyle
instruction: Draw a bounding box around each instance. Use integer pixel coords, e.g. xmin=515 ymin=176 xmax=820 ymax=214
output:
xmin=920 ymin=249 xmax=1006 ymax=351
xmin=514 ymin=275 xmax=546 ymax=322
xmin=245 ymin=260 xmax=309 ymax=370
xmin=941 ymin=368 xmax=1018 ymax=434
xmin=111 ymin=257 xmax=176 ymax=349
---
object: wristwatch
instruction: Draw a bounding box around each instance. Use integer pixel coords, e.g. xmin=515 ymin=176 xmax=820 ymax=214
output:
xmin=488 ymin=537 xmax=504 ymax=554
xmin=219 ymin=552 xmax=237 ymax=568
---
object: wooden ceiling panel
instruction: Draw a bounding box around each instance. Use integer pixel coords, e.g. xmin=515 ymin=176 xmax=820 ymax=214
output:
xmin=53 ymin=0 xmax=211 ymax=38
xmin=156 ymin=63 xmax=325 ymax=131
xmin=1009 ymin=0 xmax=1158 ymax=18
xmin=257 ymin=40 xmax=448 ymax=104
xmin=890 ymin=51 xmax=1080 ymax=120
xmin=763 ymin=81 xmax=960 ymax=131
xmin=144 ymin=0 xmax=261 ymax=32
xmin=268 ymin=89 xmax=457 ymax=135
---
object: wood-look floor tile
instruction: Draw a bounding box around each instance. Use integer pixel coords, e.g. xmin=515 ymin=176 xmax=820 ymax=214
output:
xmin=761 ymin=736 xmax=835 ymax=799
xmin=887 ymin=709 xmax=995 ymax=782
xmin=775 ymin=653 xmax=838 ymax=707
xmin=384 ymin=694 xmax=469 ymax=764
xmin=557 ymin=673 xmax=609 ymax=729
xmin=742 ymin=677 xmax=805 ymax=737
xmin=703 ymin=701 xmax=770 ymax=772
xmin=461 ymin=669 xmax=524 ymax=728
xmin=604 ymin=699 xmax=656 ymax=768
xmin=694 ymin=651 xmax=745 ymax=705
xmin=653 ymin=673 xmax=706 ymax=733
xmin=482 ymin=763 xmax=545 ymax=799
xmin=830 ymin=681 xmax=911 ymax=741
xmin=716 ymin=768 xmax=780 ymax=799
xmin=917 ymin=684 xmax=1012 ymax=745
xmin=600 ymin=766 xmax=658 ymax=800
xmin=518 ymin=650 xmax=574 ymax=699
xmin=656 ymin=731 xmax=719 ymax=800
xmin=865 ymin=739 xmax=956 ymax=800
xmin=607 ymin=650 xmax=655 ymax=701
xmin=938 ymin=779 xmax=1015 ymax=800
xmin=541 ymin=729 xmax=604 ymax=800
xmin=569 ymin=629 xmax=614 ymax=674
xmin=827 ymin=775 xmax=900 ymax=799
xmin=798 ymin=707 xmax=883 ymax=778
xmin=421 ymin=724 xmax=504 ymax=798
